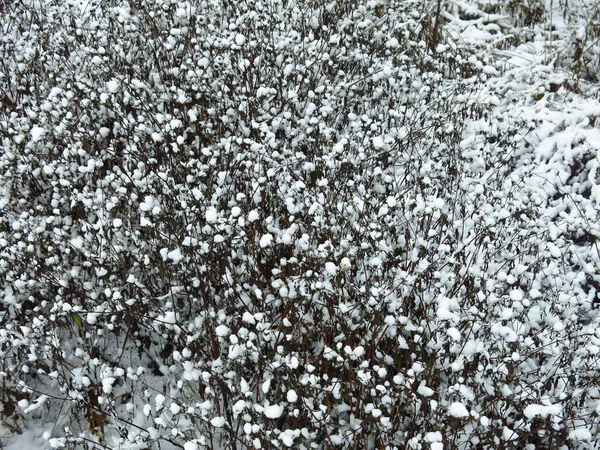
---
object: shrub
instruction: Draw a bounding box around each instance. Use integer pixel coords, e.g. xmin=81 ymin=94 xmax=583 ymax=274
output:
xmin=558 ymin=0 xmax=600 ymax=82
xmin=1 ymin=0 xmax=599 ymax=449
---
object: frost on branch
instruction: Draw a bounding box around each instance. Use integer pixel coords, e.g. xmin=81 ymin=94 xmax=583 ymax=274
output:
xmin=1 ymin=0 xmax=600 ymax=449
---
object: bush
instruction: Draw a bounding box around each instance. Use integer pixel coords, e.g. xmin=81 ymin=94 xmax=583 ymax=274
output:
xmin=558 ymin=0 xmax=600 ymax=82
xmin=1 ymin=0 xmax=600 ymax=449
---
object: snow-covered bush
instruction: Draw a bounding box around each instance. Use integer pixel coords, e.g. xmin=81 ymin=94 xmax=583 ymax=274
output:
xmin=557 ymin=0 xmax=600 ymax=82
xmin=1 ymin=0 xmax=600 ymax=449
xmin=464 ymin=0 xmax=599 ymax=82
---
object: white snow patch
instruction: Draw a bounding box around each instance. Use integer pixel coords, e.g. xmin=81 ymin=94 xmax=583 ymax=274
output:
xmin=448 ymin=402 xmax=469 ymax=418
xmin=340 ymin=257 xmax=351 ymax=271
xmin=372 ymin=136 xmax=385 ymax=149
xmin=233 ymin=400 xmax=246 ymax=414
xmin=325 ymin=262 xmax=338 ymax=275
xmin=425 ymin=431 xmax=442 ymax=443
xmin=215 ymin=325 xmax=230 ymax=337
xmin=159 ymin=311 xmax=177 ymax=325
xmin=523 ymin=403 xmax=562 ymax=419
xmin=446 ymin=327 xmax=461 ymax=341
xmin=86 ymin=312 xmax=99 ymax=324
xmin=2 ymin=427 xmax=48 ymax=450
xmin=259 ymin=233 xmax=273 ymax=248
xmin=509 ymin=289 xmax=524 ymax=301
xmin=22 ymin=395 xmax=48 ymax=414
xmin=30 ymin=126 xmax=46 ymax=142
xmin=102 ymin=377 xmax=115 ymax=393
xmin=502 ymin=427 xmax=518 ymax=441
xmin=279 ymin=429 xmax=297 ymax=447
xmin=262 ymin=378 xmax=271 ymax=394
xmin=569 ymin=428 xmax=592 ymax=441
xmin=235 ymin=34 xmax=246 ymax=45
xmin=418 ymin=384 xmax=434 ymax=397
xmin=210 ymin=417 xmax=226 ymax=427
xmin=155 ymin=394 xmax=166 ymax=410
xmin=264 ymin=404 xmax=284 ymax=419
xmin=107 ymin=79 xmax=120 ymax=93
xmin=205 ymin=207 xmax=218 ymax=223
xmin=167 ymin=248 xmax=184 ymax=263
xmin=287 ymin=390 xmax=298 ymax=402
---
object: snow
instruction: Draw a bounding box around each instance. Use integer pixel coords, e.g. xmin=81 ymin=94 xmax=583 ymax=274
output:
xmin=22 ymin=395 xmax=48 ymax=414
xmin=235 ymin=34 xmax=245 ymax=46
xmin=215 ymin=324 xmax=230 ymax=337
xmin=417 ymin=384 xmax=434 ymax=397
xmin=425 ymin=431 xmax=442 ymax=443
xmin=286 ymin=390 xmax=298 ymax=402
xmin=523 ymin=403 xmax=562 ymax=419
xmin=102 ymin=377 xmax=115 ymax=393
xmin=30 ymin=126 xmax=45 ymax=142
xmin=446 ymin=327 xmax=461 ymax=341
xmin=324 ymin=261 xmax=338 ymax=275
xmin=569 ymin=428 xmax=592 ymax=441
xmin=1 ymin=427 xmax=48 ymax=450
xmin=205 ymin=206 xmax=218 ymax=223
xmin=259 ymin=233 xmax=273 ymax=248
xmin=261 ymin=378 xmax=271 ymax=394
xmin=210 ymin=417 xmax=225 ymax=427
xmin=167 ymin=248 xmax=184 ymax=263
xmin=448 ymin=402 xmax=470 ymax=418
xmin=502 ymin=427 xmax=518 ymax=441
xmin=340 ymin=257 xmax=351 ymax=271
xmin=106 ymin=79 xmax=120 ymax=93
xmin=509 ymin=289 xmax=524 ymax=301
xmin=4 ymin=1 xmax=600 ymax=449
xmin=160 ymin=311 xmax=177 ymax=325
xmin=86 ymin=312 xmax=99 ymax=324
xmin=264 ymin=404 xmax=284 ymax=419
xmin=170 ymin=402 xmax=181 ymax=415
xmin=372 ymin=136 xmax=385 ymax=149
xmin=232 ymin=399 xmax=246 ymax=414
xmin=155 ymin=394 xmax=166 ymax=410
xmin=279 ymin=429 xmax=297 ymax=447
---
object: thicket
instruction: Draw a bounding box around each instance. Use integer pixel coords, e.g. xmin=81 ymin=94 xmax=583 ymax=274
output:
xmin=1 ymin=0 xmax=600 ymax=449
